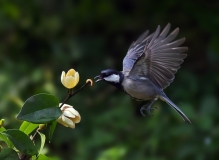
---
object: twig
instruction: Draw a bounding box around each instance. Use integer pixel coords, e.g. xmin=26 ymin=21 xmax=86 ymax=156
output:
xmin=60 ymin=81 xmax=92 ymax=108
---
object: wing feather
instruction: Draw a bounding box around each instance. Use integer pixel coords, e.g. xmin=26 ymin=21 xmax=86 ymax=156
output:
xmin=123 ymin=23 xmax=187 ymax=89
xmin=147 ymin=26 xmax=160 ymax=48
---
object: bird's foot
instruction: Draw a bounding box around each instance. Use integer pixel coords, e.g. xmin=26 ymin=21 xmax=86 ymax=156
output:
xmin=140 ymin=106 xmax=157 ymax=117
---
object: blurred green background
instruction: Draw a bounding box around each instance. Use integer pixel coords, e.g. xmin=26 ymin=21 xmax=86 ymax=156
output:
xmin=1 ymin=0 xmax=219 ymax=160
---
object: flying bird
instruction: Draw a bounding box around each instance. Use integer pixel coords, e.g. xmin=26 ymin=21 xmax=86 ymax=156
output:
xmin=95 ymin=23 xmax=191 ymax=124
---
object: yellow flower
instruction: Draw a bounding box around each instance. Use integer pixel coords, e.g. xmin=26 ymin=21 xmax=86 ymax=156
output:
xmin=57 ymin=103 xmax=81 ymax=129
xmin=61 ymin=69 xmax=79 ymax=89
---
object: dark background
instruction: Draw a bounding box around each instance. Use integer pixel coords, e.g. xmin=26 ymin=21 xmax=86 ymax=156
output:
xmin=1 ymin=0 xmax=219 ymax=159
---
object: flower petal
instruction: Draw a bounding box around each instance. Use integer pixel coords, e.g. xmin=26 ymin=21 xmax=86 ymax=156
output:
xmin=61 ymin=71 xmax=66 ymax=85
xmin=67 ymin=107 xmax=79 ymax=116
xmin=74 ymin=72 xmax=80 ymax=86
xmin=63 ymin=110 xmax=76 ymax=118
xmin=62 ymin=115 xmax=75 ymax=128
xmin=59 ymin=103 xmax=73 ymax=110
xmin=64 ymin=76 xmax=76 ymax=89
xmin=66 ymin=69 xmax=76 ymax=76
xmin=57 ymin=116 xmax=68 ymax=127
xmin=71 ymin=114 xmax=81 ymax=124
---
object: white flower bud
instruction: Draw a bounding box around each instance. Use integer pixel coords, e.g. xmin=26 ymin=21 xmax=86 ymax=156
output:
xmin=57 ymin=103 xmax=81 ymax=129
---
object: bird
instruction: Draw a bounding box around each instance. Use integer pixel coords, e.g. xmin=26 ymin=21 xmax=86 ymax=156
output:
xmin=95 ymin=23 xmax=191 ymax=124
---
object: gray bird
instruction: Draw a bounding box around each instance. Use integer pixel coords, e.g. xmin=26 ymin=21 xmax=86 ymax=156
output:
xmin=95 ymin=23 xmax=191 ymax=124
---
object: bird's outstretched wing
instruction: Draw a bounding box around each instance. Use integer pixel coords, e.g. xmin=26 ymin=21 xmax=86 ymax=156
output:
xmin=122 ymin=23 xmax=187 ymax=89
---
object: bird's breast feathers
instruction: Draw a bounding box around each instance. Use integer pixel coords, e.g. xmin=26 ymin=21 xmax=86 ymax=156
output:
xmin=122 ymin=77 xmax=160 ymax=100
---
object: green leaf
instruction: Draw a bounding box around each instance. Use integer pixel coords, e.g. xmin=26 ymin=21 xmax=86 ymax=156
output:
xmin=17 ymin=93 xmax=62 ymax=124
xmin=0 ymin=130 xmax=14 ymax=148
xmin=19 ymin=121 xmax=38 ymax=135
xmin=2 ymin=129 xmax=38 ymax=156
xmin=37 ymin=131 xmax=46 ymax=155
xmin=49 ymin=121 xmax=57 ymax=143
xmin=0 ymin=127 xmax=6 ymax=132
xmin=0 ymin=148 xmax=19 ymax=160
xmin=37 ymin=154 xmax=51 ymax=160
xmin=31 ymin=155 xmax=38 ymax=160
xmin=0 ymin=134 xmax=14 ymax=148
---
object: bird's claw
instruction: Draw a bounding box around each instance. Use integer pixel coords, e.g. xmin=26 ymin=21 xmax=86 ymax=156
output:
xmin=140 ymin=106 xmax=157 ymax=117
xmin=140 ymin=108 xmax=146 ymax=117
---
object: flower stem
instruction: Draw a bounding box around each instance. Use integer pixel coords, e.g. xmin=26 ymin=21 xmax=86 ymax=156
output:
xmin=59 ymin=89 xmax=72 ymax=108
xmin=60 ymin=80 xmax=92 ymax=108
xmin=70 ymin=82 xmax=90 ymax=97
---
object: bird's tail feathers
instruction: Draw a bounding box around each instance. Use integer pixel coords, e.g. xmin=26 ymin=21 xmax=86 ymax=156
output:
xmin=160 ymin=94 xmax=191 ymax=124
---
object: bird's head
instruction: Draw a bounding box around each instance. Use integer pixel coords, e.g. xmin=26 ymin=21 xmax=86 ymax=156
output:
xmin=94 ymin=69 xmax=124 ymax=90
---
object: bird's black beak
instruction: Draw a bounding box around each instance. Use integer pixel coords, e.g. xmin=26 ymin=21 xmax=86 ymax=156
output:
xmin=94 ymin=75 xmax=102 ymax=82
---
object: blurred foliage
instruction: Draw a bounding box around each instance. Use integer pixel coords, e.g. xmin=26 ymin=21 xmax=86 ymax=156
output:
xmin=0 ymin=0 xmax=219 ymax=160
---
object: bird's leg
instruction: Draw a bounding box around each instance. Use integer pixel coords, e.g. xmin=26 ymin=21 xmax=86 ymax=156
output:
xmin=140 ymin=100 xmax=156 ymax=117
